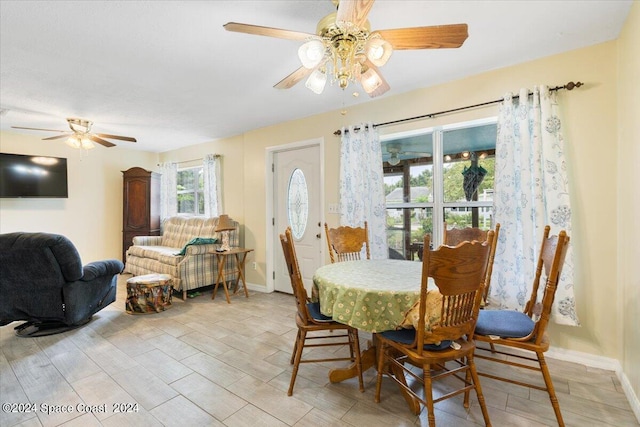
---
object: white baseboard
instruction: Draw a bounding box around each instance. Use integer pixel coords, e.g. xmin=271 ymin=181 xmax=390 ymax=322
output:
xmin=547 ymin=347 xmax=640 ymax=423
xmin=547 ymin=346 xmax=620 ymax=371
xmin=619 ymin=369 xmax=640 ymax=423
xmin=246 ymin=282 xmax=269 ymax=293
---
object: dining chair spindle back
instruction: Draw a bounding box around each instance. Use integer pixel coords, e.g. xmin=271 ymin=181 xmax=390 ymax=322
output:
xmin=325 ymin=222 xmax=370 ymax=263
xmin=443 ymin=222 xmax=501 ymax=306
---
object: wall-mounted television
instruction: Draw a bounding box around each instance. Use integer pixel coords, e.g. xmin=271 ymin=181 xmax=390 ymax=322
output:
xmin=0 ymin=153 xmax=69 ymax=198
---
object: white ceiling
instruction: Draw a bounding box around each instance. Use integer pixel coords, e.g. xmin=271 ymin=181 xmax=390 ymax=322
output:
xmin=0 ymin=1 xmax=632 ymax=153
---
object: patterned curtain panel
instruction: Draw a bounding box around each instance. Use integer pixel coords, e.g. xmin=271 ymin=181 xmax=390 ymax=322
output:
xmin=493 ymin=86 xmax=578 ymax=326
xmin=339 ymin=123 xmax=387 ymax=259
xmin=203 ymin=154 xmax=222 ymax=218
xmin=158 ymin=162 xmax=177 ymax=222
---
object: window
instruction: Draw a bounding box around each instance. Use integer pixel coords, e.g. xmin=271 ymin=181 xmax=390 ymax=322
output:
xmin=177 ymin=167 xmax=204 ymax=215
xmin=383 ymin=119 xmax=496 ymax=260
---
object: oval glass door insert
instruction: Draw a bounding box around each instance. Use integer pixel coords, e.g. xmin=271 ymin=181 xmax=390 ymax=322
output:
xmin=287 ymin=168 xmax=309 ymax=240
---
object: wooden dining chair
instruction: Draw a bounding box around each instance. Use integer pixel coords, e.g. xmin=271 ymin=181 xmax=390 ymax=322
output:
xmin=471 ymin=225 xmax=570 ymax=427
xmin=279 ymin=227 xmax=364 ymax=396
xmin=443 ymin=222 xmax=489 ymax=246
xmin=374 ymin=233 xmax=494 ymax=427
xmin=324 ymin=221 xmax=370 ymax=263
xmin=443 ymin=222 xmax=501 ymax=306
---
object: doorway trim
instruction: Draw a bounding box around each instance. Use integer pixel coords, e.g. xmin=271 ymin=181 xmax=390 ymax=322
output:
xmin=265 ymin=137 xmax=325 ymax=292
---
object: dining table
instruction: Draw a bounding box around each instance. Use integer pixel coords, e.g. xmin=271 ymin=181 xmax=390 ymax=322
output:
xmin=313 ymin=258 xmax=440 ymax=414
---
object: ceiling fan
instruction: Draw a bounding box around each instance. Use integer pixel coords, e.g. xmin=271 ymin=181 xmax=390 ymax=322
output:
xmin=385 ymin=144 xmax=431 ymax=166
xmin=224 ymin=0 xmax=468 ymax=97
xmin=11 ymin=118 xmax=137 ymax=149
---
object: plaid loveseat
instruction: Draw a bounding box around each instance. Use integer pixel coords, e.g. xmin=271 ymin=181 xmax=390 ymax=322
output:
xmin=124 ymin=216 xmax=239 ymax=299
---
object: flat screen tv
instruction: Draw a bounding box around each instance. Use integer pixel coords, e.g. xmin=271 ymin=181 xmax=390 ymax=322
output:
xmin=0 ymin=153 xmax=69 ymax=198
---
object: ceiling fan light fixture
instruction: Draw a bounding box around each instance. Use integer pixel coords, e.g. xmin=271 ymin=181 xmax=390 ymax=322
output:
xmin=388 ymin=153 xmax=401 ymax=166
xmin=65 ymin=134 xmax=95 ymax=150
xmin=298 ymin=39 xmax=326 ymax=69
xmin=65 ymin=135 xmax=81 ymax=149
xmin=360 ymin=66 xmax=383 ymax=94
xmin=80 ymin=135 xmax=95 ymax=150
xmin=305 ymin=68 xmax=328 ymax=94
xmin=365 ymin=37 xmax=393 ymax=66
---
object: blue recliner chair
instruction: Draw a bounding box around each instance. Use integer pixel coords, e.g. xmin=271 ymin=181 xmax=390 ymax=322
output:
xmin=0 ymin=232 xmax=123 ymax=337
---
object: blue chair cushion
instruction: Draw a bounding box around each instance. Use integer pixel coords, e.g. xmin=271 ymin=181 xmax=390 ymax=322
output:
xmin=306 ymin=302 xmax=334 ymax=322
xmin=475 ymin=310 xmax=535 ymax=338
xmin=380 ymin=328 xmax=452 ymax=350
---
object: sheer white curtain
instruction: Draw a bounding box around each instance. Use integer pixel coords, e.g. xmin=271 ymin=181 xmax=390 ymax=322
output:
xmin=339 ymin=123 xmax=387 ymax=259
xmin=203 ymin=154 xmax=223 ymax=217
xmin=158 ymin=162 xmax=177 ymax=222
xmin=492 ymin=85 xmax=578 ymax=326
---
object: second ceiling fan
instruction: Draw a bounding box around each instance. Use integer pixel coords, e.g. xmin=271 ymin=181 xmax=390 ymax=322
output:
xmin=224 ymin=0 xmax=468 ymax=97
xmin=12 ymin=117 xmax=136 ymax=149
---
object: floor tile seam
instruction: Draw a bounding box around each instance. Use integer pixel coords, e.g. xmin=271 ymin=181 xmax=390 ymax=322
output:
xmin=107 ymin=363 xmax=180 ymax=413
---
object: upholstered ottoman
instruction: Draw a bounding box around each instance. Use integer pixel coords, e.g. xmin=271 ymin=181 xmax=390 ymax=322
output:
xmin=126 ymin=274 xmax=173 ymax=314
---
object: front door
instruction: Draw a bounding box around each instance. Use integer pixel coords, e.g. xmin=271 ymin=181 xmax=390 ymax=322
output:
xmin=273 ymin=144 xmax=322 ymax=295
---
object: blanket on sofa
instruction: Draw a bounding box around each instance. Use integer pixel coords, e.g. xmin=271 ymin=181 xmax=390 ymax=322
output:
xmin=174 ymin=237 xmax=218 ymax=256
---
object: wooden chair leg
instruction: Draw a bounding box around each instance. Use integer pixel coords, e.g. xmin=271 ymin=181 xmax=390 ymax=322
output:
xmin=290 ymin=329 xmax=301 ymax=365
xmin=374 ymin=341 xmax=386 ymax=403
xmin=288 ymin=329 xmax=306 ymax=396
xmin=463 ymin=356 xmax=471 ymax=408
xmin=538 ymin=352 xmax=565 ymax=427
xmin=469 ymin=355 xmax=492 ymax=426
xmin=424 ymin=364 xmax=436 ymax=427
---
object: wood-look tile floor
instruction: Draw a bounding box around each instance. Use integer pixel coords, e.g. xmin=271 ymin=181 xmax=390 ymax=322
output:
xmin=1 ymin=274 xmax=637 ymax=427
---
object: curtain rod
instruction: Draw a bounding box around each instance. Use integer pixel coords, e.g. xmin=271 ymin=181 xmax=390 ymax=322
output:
xmin=334 ymin=81 xmax=583 ymax=136
xmin=157 ymin=154 xmax=221 ymax=166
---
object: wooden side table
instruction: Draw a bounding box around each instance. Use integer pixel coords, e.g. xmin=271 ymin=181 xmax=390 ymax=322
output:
xmin=211 ymin=247 xmax=253 ymax=304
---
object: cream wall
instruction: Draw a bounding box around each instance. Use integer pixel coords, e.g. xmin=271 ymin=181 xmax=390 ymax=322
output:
xmin=0 ymin=132 xmax=159 ymax=262
xmin=618 ymin=1 xmax=640 ymax=404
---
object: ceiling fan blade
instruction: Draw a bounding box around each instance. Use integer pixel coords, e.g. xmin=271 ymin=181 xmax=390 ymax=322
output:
xmin=42 ymin=134 xmax=71 ymax=141
xmin=11 ymin=126 xmax=67 ymax=133
xmin=274 ymin=66 xmax=315 ymax=89
xmin=224 ymin=22 xmax=314 ymax=41
xmin=376 ymin=24 xmax=469 ymax=50
xmin=95 ymin=133 xmax=137 ymax=142
xmin=336 ymin=0 xmax=375 ymax=29
xmin=88 ymin=135 xmax=116 ymax=148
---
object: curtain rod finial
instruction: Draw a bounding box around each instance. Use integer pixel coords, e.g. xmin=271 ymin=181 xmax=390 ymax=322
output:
xmin=565 ymin=81 xmax=583 ymax=90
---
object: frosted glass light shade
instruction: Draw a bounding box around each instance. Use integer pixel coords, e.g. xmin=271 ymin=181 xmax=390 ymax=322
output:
xmin=365 ymin=38 xmax=392 ymax=67
xmin=66 ymin=135 xmax=81 ymax=148
xmin=305 ymin=69 xmax=327 ymax=94
xmin=66 ymin=134 xmax=95 ymax=149
xmin=360 ymin=67 xmax=382 ymax=94
xmin=298 ymin=40 xmax=325 ymax=69
xmin=388 ymin=154 xmax=401 ymax=166
xmin=80 ymin=136 xmax=95 ymax=149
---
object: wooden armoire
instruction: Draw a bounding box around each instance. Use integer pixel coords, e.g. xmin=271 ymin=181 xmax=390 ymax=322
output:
xmin=122 ymin=167 xmax=161 ymax=261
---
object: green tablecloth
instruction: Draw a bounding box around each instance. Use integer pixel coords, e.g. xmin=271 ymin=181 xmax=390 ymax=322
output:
xmin=313 ymin=259 xmax=423 ymax=333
